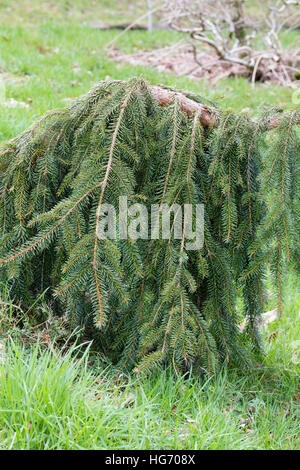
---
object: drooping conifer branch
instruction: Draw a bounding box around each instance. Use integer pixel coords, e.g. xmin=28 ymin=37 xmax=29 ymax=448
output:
xmin=0 ymin=78 xmax=299 ymax=376
xmin=149 ymin=84 xmax=300 ymax=130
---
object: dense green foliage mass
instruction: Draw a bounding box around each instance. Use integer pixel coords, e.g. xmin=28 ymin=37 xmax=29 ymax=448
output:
xmin=0 ymin=78 xmax=299 ymax=375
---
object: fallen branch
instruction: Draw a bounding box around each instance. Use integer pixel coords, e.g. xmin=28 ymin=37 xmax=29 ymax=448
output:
xmin=150 ymin=85 xmax=218 ymax=127
xmin=150 ymin=84 xmax=300 ymax=129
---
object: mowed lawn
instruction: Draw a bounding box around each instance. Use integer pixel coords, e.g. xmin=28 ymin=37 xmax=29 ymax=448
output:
xmin=0 ymin=0 xmax=299 ymax=450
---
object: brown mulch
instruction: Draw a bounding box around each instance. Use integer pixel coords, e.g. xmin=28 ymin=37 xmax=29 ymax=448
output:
xmin=108 ymin=42 xmax=300 ymax=86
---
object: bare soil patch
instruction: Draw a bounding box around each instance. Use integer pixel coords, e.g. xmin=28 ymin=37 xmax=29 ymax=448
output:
xmin=108 ymin=42 xmax=300 ymax=86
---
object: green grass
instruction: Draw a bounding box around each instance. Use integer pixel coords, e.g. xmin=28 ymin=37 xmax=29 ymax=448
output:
xmin=0 ymin=337 xmax=298 ymax=449
xmin=0 ymin=0 xmax=299 ymax=451
xmin=0 ymin=2 xmax=297 ymax=140
xmin=0 ymin=269 xmax=299 ymax=450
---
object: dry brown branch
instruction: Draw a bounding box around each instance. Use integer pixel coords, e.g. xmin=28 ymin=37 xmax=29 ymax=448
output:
xmin=150 ymin=84 xmax=300 ymax=128
xmin=150 ymin=85 xmax=217 ymax=126
xmin=164 ymin=0 xmax=300 ymax=83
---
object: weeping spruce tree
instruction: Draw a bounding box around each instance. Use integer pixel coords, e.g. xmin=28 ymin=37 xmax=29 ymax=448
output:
xmin=0 ymin=78 xmax=299 ymax=375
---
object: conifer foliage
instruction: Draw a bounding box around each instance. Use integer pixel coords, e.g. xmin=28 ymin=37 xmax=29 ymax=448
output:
xmin=0 ymin=79 xmax=299 ymax=375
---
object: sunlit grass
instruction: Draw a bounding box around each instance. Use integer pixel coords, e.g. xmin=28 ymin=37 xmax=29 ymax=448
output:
xmin=0 ymin=19 xmax=297 ymax=140
xmin=0 ymin=268 xmax=299 ymax=450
